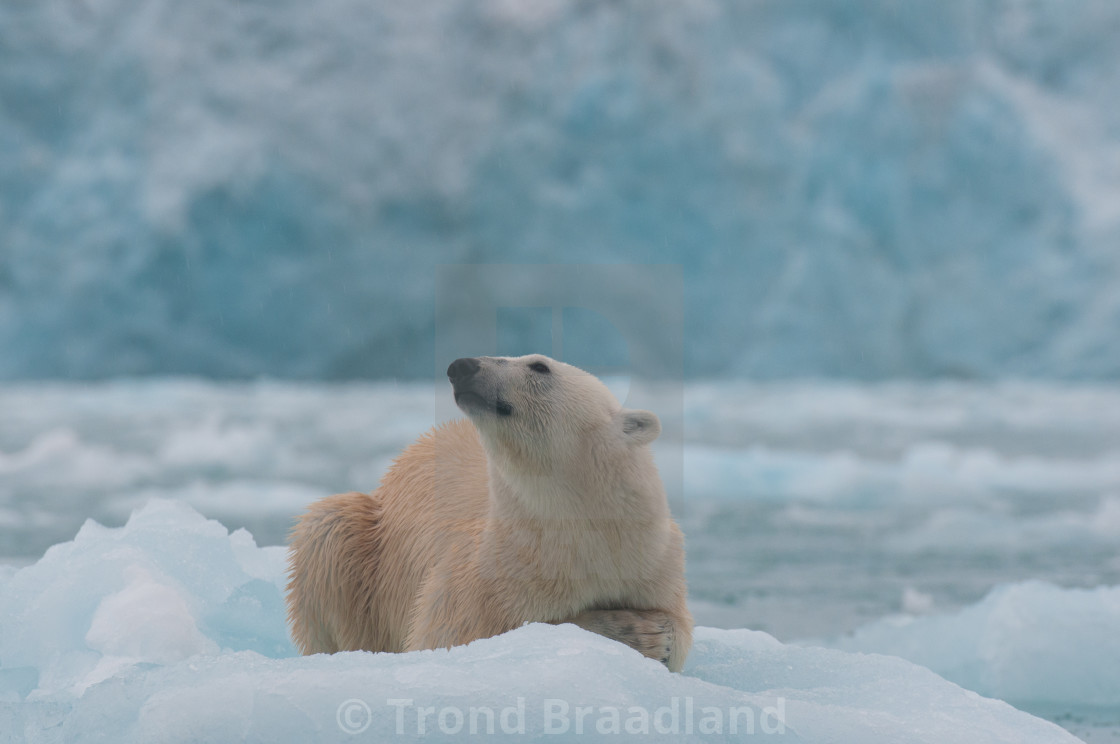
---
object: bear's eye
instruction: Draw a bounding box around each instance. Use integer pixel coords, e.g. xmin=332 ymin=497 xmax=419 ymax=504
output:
xmin=528 ymin=361 xmax=551 ymax=374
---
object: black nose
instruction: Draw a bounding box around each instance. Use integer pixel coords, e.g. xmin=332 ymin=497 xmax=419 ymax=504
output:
xmin=447 ymin=357 xmax=480 ymax=383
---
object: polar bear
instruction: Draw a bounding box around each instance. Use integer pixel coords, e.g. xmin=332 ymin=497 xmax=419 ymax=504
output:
xmin=286 ymin=354 xmax=692 ymax=671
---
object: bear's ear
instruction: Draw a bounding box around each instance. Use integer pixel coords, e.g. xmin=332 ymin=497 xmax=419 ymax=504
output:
xmin=618 ymin=409 xmax=661 ymax=446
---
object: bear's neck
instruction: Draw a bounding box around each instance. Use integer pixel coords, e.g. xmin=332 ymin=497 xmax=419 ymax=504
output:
xmin=479 ymin=457 xmax=672 ymax=613
xmin=484 ymin=453 xmax=668 ymax=523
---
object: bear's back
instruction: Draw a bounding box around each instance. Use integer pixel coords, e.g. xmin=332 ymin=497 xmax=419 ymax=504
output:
xmin=378 ymin=417 xmax=490 ymax=522
xmin=368 ymin=418 xmax=491 ymax=648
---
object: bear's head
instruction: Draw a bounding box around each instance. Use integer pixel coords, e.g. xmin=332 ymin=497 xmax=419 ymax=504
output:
xmin=446 ymin=354 xmax=660 ymax=486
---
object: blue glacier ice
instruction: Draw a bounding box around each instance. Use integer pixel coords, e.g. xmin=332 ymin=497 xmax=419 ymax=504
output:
xmin=2 ymin=0 xmax=1120 ymax=380
xmin=0 ymin=501 xmax=1085 ymax=743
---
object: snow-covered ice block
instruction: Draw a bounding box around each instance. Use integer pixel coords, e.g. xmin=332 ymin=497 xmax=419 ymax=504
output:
xmin=7 ymin=624 xmax=1083 ymax=744
xmin=818 ymin=581 xmax=1120 ymax=712
xmin=0 ymin=502 xmax=1082 ymax=742
xmin=0 ymin=500 xmax=294 ymax=698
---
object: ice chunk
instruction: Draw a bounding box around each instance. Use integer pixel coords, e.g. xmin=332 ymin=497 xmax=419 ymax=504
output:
xmin=4 ymin=624 xmax=1082 ymax=743
xmin=0 ymin=502 xmax=1082 ymax=742
xmin=85 ymin=566 xmax=218 ymax=666
xmin=0 ymin=500 xmax=295 ymax=697
xmin=901 ymin=587 xmax=935 ymax=615
xmin=677 ymin=441 xmax=1120 ymax=505
xmin=819 ymin=581 xmax=1120 ymax=713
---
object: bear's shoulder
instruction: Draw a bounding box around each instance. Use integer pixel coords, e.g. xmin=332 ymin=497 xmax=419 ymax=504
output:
xmin=379 ymin=418 xmax=487 ymax=494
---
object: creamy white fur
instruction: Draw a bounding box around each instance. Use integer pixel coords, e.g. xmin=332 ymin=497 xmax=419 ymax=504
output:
xmin=286 ymin=354 xmax=692 ymax=670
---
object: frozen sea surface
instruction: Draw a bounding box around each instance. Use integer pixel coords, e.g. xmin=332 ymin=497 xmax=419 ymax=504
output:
xmin=1 ymin=379 xmax=1118 ymax=740
xmin=0 ymin=500 xmax=1096 ymax=743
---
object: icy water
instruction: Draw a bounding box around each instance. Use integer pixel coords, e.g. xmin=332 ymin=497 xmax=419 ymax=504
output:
xmin=2 ymin=379 xmax=1116 ymax=638
xmin=1 ymin=380 xmax=1118 ymax=740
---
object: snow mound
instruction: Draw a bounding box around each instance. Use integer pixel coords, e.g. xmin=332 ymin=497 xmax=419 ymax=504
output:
xmin=0 ymin=502 xmax=1079 ymax=742
xmin=0 ymin=500 xmax=293 ymax=699
xmin=818 ymin=581 xmax=1120 ymax=713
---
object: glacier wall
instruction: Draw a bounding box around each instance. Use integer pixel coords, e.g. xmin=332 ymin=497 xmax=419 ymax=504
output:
xmin=2 ymin=0 xmax=1120 ymax=380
